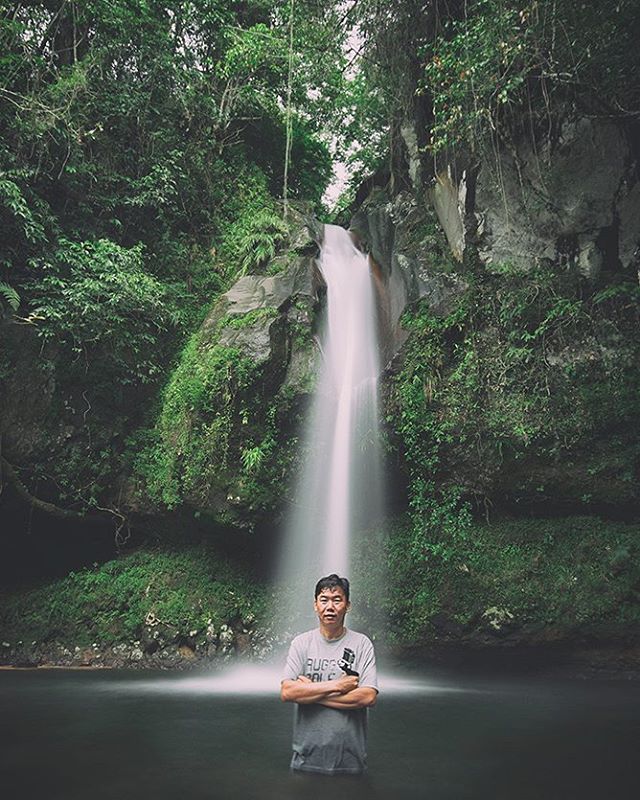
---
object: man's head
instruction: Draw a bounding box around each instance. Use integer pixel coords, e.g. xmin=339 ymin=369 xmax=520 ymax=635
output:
xmin=314 ymin=573 xmax=350 ymax=602
xmin=314 ymin=574 xmax=351 ymax=633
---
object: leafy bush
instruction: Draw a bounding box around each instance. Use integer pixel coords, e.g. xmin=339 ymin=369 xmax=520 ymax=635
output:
xmin=0 ymin=546 xmax=267 ymax=647
xmin=0 ymin=282 xmax=20 ymax=313
xmin=376 ymin=514 xmax=640 ymax=644
xmin=235 ymin=209 xmax=289 ymax=276
xmin=28 ymin=238 xmax=183 ymax=385
xmin=0 ymin=176 xmax=46 ymax=245
xmin=421 ymin=0 xmax=640 ymax=152
xmin=389 ymin=243 xmax=640 ymax=572
xmin=133 ymin=332 xmax=260 ymax=510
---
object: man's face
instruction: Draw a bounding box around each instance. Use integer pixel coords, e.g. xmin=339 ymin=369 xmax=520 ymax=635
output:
xmin=314 ymin=586 xmax=350 ymax=628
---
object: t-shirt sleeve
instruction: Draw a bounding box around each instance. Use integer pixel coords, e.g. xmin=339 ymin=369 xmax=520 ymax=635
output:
xmin=281 ymin=635 xmax=305 ymax=683
xmin=358 ymin=637 xmax=379 ymax=693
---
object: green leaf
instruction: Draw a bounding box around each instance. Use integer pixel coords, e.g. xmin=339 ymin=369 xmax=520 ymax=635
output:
xmin=0 ymin=282 xmax=20 ymax=311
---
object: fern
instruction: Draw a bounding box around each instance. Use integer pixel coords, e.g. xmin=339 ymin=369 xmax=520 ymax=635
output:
xmin=237 ymin=211 xmax=288 ymax=276
xmin=0 ymin=282 xmax=20 ymax=311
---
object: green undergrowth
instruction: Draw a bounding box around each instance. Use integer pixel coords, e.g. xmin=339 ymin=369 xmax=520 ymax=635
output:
xmin=389 ymin=259 xmax=640 ymax=569
xmin=1 ymin=515 xmax=638 ymax=650
xmin=421 ymin=0 xmax=640 ymax=153
xmin=218 ymin=307 xmax=280 ymax=331
xmin=132 ymin=334 xmax=260 ymax=510
xmin=0 ymin=545 xmax=267 ymax=648
xmin=355 ymin=514 xmax=640 ymax=645
xmin=132 ymin=327 xmax=304 ymax=524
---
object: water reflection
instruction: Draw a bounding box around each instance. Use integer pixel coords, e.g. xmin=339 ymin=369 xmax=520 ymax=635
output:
xmin=1 ymin=668 xmax=638 ymax=800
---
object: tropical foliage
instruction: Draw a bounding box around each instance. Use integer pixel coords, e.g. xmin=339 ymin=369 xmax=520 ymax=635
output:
xmin=1 ymin=1 xmax=639 ymax=654
xmin=0 ymin=0 xmax=346 ymax=512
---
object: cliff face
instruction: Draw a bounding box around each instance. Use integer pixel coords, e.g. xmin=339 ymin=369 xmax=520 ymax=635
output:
xmin=154 ymin=106 xmax=640 ymax=526
xmin=127 ymin=210 xmax=325 ymax=528
xmin=131 ymin=207 xmax=442 ymax=528
xmin=360 ymin=110 xmax=640 ymax=517
xmin=2 ymin=113 xmax=639 ymax=653
xmin=429 ymin=115 xmax=640 ymax=281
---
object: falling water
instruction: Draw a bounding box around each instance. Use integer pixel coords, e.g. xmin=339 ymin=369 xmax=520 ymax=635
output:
xmin=277 ymin=224 xmax=383 ymax=624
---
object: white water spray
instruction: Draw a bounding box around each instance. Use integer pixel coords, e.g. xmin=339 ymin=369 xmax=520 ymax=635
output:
xmin=277 ymin=224 xmax=382 ymax=616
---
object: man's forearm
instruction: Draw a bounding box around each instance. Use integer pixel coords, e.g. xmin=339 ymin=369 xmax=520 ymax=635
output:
xmin=317 ymin=687 xmax=377 ymax=709
xmin=280 ymin=679 xmax=340 ymax=704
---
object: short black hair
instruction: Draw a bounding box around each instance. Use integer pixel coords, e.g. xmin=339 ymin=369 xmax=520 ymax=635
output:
xmin=314 ymin=573 xmax=350 ymax=601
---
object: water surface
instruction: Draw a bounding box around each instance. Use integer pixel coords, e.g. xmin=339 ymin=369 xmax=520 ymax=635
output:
xmin=1 ymin=667 xmax=638 ymax=799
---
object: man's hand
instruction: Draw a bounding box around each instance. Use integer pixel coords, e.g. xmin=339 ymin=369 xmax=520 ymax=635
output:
xmin=334 ymin=674 xmax=359 ymax=693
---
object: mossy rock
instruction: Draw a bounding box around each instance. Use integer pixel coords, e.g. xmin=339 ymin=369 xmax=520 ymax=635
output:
xmin=133 ymin=249 xmax=326 ymax=527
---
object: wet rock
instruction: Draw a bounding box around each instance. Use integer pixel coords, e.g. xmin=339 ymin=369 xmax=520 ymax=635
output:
xmin=218 ymin=624 xmax=235 ymax=655
xmin=205 ymin=621 xmax=217 ymax=644
xmin=205 ymin=642 xmax=218 ymax=659
xmin=235 ymin=633 xmax=251 ymax=655
xmin=429 ymin=168 xmax=466 ymax=260
xmin=142 ymin=635 xmax=160 ymax=655
xmin=400 ymin=118 xmax=425 ymax=194
xmin=430 ymin=113 xmax=640 ymax=278
xmin=178 ymin=644 xmax=197 ymax=660
xmin=480 ymin=607 xmax=516 ymax=637
xmin=429 ymin=613 xmax=467 ymax=638
xmin=74 ymin=647 xmax=97 ymax=666
xmin=618 ymin=181 xmax=640 ymax=274
xmin=350 ymin=190 xmax=468 ymax=364
xmin=203 ymin=258 xmax=320 ymax=332
xmin=159 ymin=231 xmax=327 ymax=525
xmin=287 ymin=206 xmax=324 ymax=254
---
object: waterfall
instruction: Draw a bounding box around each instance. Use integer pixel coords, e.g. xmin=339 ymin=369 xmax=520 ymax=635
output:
xmin=277 ymin=224 xmax=383 ymax=628
xmin=139 ymin=224 xmax=436 ymax=691
xmin=124 ymin=225 xmax=438 ymax=693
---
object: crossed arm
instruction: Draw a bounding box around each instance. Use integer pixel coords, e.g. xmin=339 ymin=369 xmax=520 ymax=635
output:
xmin=280 ymin=674 xmax=377 ymax=709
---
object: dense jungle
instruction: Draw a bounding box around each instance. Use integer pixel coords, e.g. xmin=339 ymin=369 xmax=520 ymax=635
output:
xmin=1 ymin=0 xmax=639 ymax=671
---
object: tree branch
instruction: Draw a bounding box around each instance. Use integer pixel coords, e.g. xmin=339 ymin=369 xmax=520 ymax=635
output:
xmin=1 ymin=455 xmax=105 ymax=523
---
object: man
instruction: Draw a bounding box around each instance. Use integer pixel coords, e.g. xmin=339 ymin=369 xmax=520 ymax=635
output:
xmin=280 ymin=573 xmax=378 ymax=775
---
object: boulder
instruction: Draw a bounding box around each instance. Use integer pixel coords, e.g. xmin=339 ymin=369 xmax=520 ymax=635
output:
xmin=140 ymin=216 xmax=328 ymax=526
xmin=203 ymin=255 xmax=321 ymax=331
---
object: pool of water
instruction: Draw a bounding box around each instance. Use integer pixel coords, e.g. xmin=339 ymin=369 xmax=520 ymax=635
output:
xmin=1 ymin=666 xmax=638 ymax=799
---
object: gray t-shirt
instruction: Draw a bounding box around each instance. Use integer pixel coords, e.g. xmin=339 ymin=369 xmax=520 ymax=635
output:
xmin=281 ymin=628 xmax=378 ymax=775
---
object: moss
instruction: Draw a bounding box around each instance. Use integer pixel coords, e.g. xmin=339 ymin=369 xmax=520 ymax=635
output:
xmin=267 ymin=251 xmax=299 ymax=276
xmin=0 ymin=545 xmax=267 ymax=647
xmin=355 ymin=514 xmax=640 ymax=645
xmin=132 ymin=332 xmax=261 ymax=511
xmin=218 ymin=306 xmax=279 ymax=331
xmin=131 ymin=305 xmax=309 ymax=524
xmin=390 ymin=264 xmax=640 ymax=527
xmin=382 ymin=238 xmax=640 ymax=642
xmin=288 ymin=297 xmax=316 ymax=350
